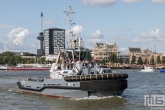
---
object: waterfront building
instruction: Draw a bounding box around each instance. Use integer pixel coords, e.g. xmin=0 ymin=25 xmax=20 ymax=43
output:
xmin=141 ymin=49 xmax=153 ymax=64
xmin=153 ymin=52 xmax=163 ymax=65
xmin=128 ymin=47 xmax=142 ymax=63
xmin=44 ymin=28 xmax=65 ymax=56
xmin=93 ymin=42 xmax=118 ymax=63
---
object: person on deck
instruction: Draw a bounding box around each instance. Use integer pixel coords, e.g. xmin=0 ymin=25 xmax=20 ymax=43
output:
xmin=84 ymin=59 xmax=89 ymax=67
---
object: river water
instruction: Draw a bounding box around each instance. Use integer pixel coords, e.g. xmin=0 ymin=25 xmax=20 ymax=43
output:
xmin=0 ymin=69 xmax=165 ymax=110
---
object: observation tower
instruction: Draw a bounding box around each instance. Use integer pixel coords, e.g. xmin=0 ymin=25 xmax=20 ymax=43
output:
xmin=37 ymin=12 xmax=44 ymax=55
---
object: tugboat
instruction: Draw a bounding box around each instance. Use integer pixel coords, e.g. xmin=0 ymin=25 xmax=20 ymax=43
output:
xmin=17 ymin=6 xmax=128 ymax=98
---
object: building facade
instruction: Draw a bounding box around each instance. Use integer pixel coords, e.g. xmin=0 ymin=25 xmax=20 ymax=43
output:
xmin=94 ymin=42 xmax=118 ymax=63
xmin=141 ymin=49 xmax=153 ymax=64
xmin=128 ymin=47 xmax=142 ymax=63
xmin=44 ymin=28 xmax=65 ymax=56
xmin=128 ymin=47 xmax=163 ymax=64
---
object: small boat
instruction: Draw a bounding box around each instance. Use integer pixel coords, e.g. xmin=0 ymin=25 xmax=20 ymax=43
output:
xmin=160 ymin=69 xmax=165 ymax=73
xmin=0 ymin=65 xmax=7 ymax=70
xmin=7 ymin=63 xmax=50 ymax=71
xmin=141 ymin=66 xmax=154 ymax=72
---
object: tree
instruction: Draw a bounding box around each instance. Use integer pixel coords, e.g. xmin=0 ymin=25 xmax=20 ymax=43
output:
xmin=98 ymin=59 xmax=106 ymax=65
xmin=144 ymin=58 xmax=148 ymax=64
xmin=131 ymin=55 xmax=136 ymax=64
xmin=137 ymin=57 xmax=143 ymax=65
xmin=118 ymin=57 xmax=123 ymax=64
xmin=150 ymin=56 xmax=154 ymax=65
xmin=108 ymin=53 xmax=118 ymax=64
xmin=29 ymin=58 xmax=35 ymax=64
xmin=23 ymin=52 xmax=29 ymax=56
xmin=125 ymin=59 xmax=129 ymax=64
xmin=2 ymin=51 xmax=14 ymax=57
xmin=162 ymin=56 xmax=165 ymax=65
xmin=37 ymin=57 xmax=46 ymax=64
xmin=157 ymin=56 xmax=161 ymax=64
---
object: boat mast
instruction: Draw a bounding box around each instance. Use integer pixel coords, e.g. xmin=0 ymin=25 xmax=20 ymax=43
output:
xmin=64 ymin=6 xmax=76 ymax=48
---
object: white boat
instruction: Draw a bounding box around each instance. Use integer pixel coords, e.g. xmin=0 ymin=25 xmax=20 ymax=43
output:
xmin=141 ymin=66 xmax=154 ymax=72
xmin=0 ymin=65 xmax=7 ymax=70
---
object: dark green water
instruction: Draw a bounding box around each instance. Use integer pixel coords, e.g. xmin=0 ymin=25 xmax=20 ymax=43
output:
xmin=0 ymin=69 xmax=164 ymax=110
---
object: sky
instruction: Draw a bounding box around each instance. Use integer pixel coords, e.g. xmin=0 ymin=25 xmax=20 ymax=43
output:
xmin=0 ymin=0 xmax=165 ymax=54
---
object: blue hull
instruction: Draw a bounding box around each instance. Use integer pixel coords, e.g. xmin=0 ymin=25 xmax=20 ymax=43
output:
xmin=160 ymin=70 xmax=165 ymax=73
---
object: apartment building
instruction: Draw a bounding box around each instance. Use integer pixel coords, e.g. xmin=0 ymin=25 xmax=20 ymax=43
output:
xmin=44 ymin=28 xmax=65 ymax=56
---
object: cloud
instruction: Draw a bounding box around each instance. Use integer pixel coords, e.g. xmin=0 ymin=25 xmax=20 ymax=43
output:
xmin=65 ymin=25 xmax=83 ymax=45
xmin=66 ymin=25 xmax=83 ymax=37
xmin=0 ymin=24 xmax=15 ymax=28
xmin=6 ymin=27 xmax=29 ymax=45
xmin=86 ymin=38 xmax=104 ymax=49
xmin=132 ymin=29 xmax=164 ymax=42
xmin=0 ymin=27 xmax=43 ymax=54
xmin=85 ymin=30 xmax=106 ymax=49
xmin=151 ymin=0 xmax=165 ymax=3
xmin=83 ymin=0 xmax=116 ymax=7
xmin=1 ymin=27 xmax=37 ymax=53
xmin=90 ymin=30 xmax=104 ymax=39
xmin=122 ymin=0 xmax=141 ymax=2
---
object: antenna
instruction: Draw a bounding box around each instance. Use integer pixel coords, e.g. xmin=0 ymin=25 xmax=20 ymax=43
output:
xmin=41 ymin=12 xmax=43 ymax=32
xmin=63 ymin=6 xmax=76 ymax=47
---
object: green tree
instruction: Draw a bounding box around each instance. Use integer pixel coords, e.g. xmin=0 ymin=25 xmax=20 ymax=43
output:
xmin=98 ymin=59 xmax=106 ymax=65
xmin=28 ymin=58 xmax=35 ymax=64
xmin=131 ymin=55 xmax=136 ymax=64
xmin=125 ymin=59 xmax=129 ymax=64
xmin=144 ymin=58 xmax=148 ymax=64
xmin=0 ymin=56 xmax=3 ymax=64
xmin=137 ymin=57 xmax=143 ymax=65
xmin=150 ymin=56 xmax=155 ymax=65
xmin=108 ymin=53 xmax=118 ymax=64
xmin=23 ymin=52 xmax=29 ymax=56
xmin=157 ymin=56 xmax=161 ymax=64
xmin=2 ymin=56 xmax=9 ymax=64
xmin=118 ymin=57 xmax=123 ymax=64
xmin=37 ymin=57 xmax=46 ymax=64
xmin=2 ymin=51 xmax=14 ymax=57
xmin=162 ymin=56 xmax=165 ymax=65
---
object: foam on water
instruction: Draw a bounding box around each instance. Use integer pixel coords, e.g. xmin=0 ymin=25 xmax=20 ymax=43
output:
xmin=69 ymin=95 xmax=123 ymax=101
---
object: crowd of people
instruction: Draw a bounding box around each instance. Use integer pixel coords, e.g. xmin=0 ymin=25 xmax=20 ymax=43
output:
xmin=59 ymin=52 xmax=97 ymax=70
